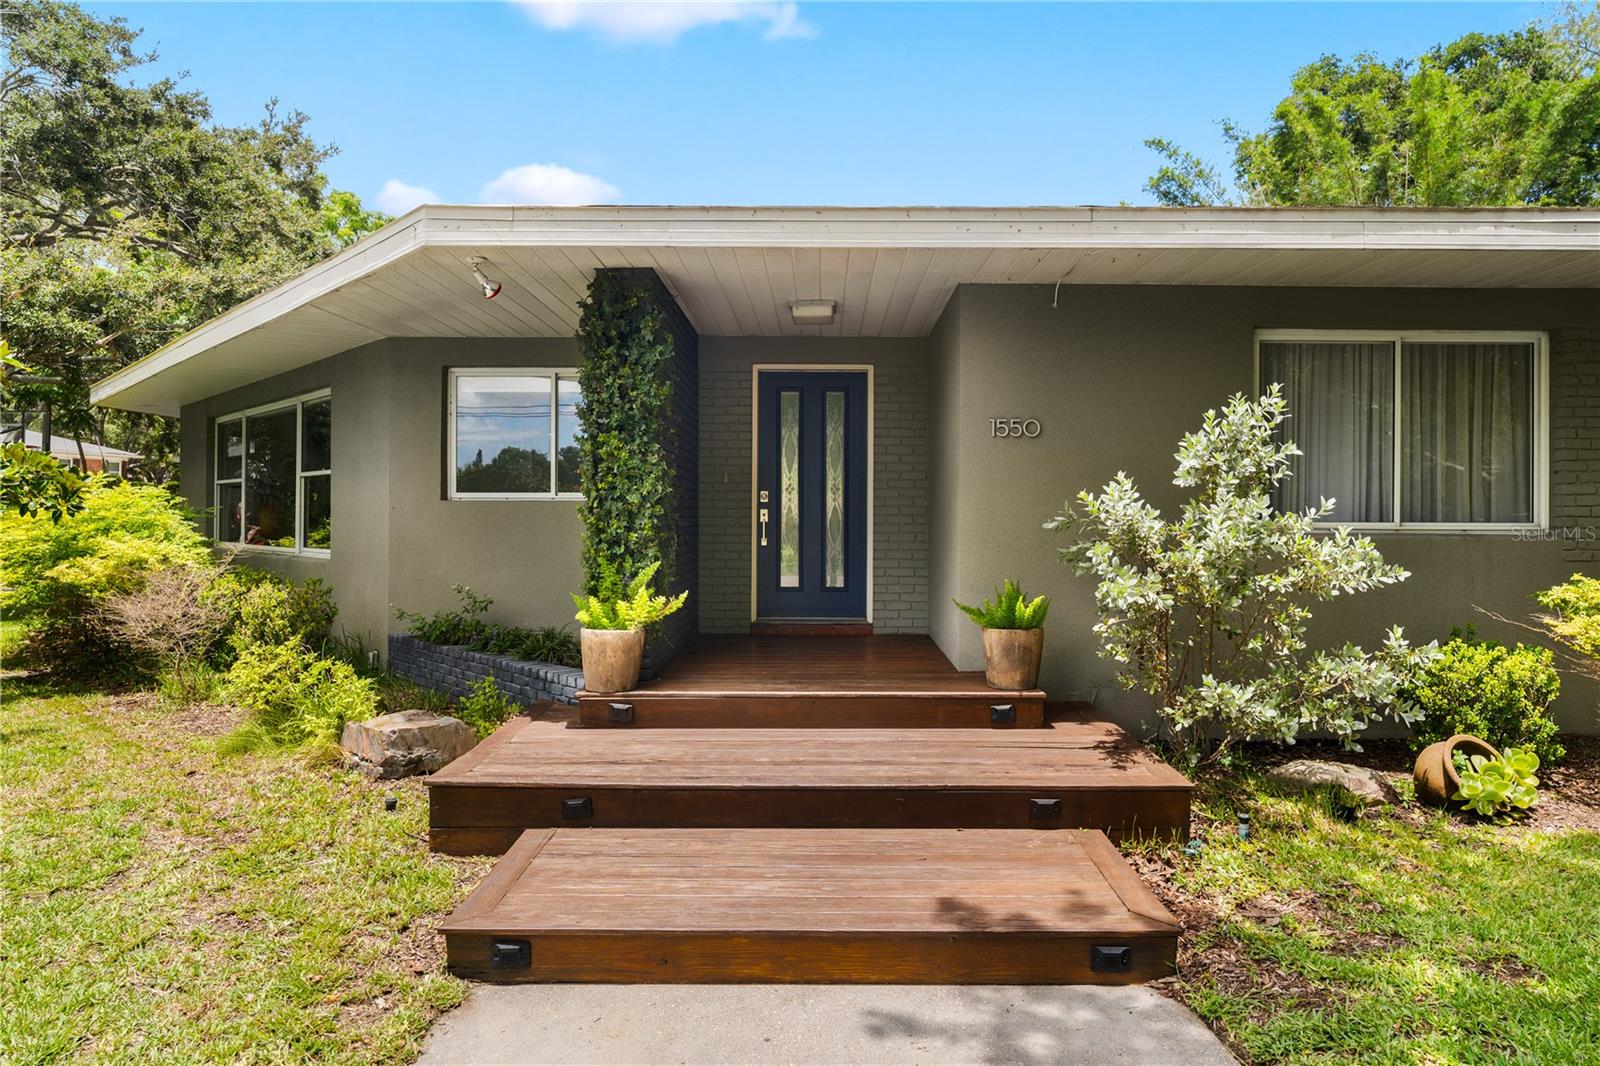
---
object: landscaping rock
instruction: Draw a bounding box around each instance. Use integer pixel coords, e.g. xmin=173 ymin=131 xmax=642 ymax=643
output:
xmin=341 ymin=709 xmax=476 ymax=779
xmin=1268 ymin=760 xmax=1401 ymax=807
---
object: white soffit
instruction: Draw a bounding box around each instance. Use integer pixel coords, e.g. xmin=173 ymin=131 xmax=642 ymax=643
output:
xmin=92 ymin=205 xmax=1600 ymax=414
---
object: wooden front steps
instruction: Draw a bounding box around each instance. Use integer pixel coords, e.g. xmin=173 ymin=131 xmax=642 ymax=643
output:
xmin=426 ymin=713 xmax=1192 ymax=856
xmin=441 ymin=827 xmax=1180 ymax=985
xmin=576 ymin=635 xmax=1045 ymax=729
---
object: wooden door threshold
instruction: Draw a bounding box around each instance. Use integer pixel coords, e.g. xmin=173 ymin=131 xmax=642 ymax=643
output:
xmin=750 ymin=620 xmax=874 ymax=636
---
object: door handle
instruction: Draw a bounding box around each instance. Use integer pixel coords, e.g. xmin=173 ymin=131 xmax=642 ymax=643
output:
xmin=759 ymin=507 xmax=769 ymax=547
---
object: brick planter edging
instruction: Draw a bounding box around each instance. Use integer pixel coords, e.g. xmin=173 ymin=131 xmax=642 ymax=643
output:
xmin=388 ymin=634 xmax=584 ymax=706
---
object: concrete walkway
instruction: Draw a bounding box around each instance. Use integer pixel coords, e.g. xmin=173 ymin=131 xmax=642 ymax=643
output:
xmin=417 ymin=984 xmax=1236 ymax=1065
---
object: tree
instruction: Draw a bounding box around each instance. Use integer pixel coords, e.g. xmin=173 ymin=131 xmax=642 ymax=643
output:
xmin=321 ymin=190 xmax=392 ymax=249
xmin=1142 ymin=137 xmax=1232 ymax=208
xmin=0 ymin=442 xmax=86 ymax=522
xmin=1048 ymin=388 xmax=1436 ymax=770
xmin=1144 ymin=9 xmax=1600 ymax=206
xmin=1 ymin=1 xmax=388 ymax=480
xmin=1534 ymin=574 xmax=1600 ymax=687
xmin=0 ymin=340 xmax=86 ymax=521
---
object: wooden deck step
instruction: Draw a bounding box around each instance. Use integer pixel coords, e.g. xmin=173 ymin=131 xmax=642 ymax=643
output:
xmin=577 ymin=635 xmax=1045 ymax=728
xmin=576 ymin=691 xmax=1047 ymax=729
xmin=441 ymin=827 xmax=1180 ymax=984
xmin=426 ymin=715 xmax=1192 ymax=855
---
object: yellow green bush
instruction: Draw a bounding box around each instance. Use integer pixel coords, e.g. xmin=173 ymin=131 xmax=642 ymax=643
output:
xmin=220 ymin=640 xmax=376 ymax=752
xmin=0 ymin=478 xmax=211 ymax=674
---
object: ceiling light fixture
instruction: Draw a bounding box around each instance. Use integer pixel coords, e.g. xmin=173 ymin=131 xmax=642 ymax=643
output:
xmin=789 ymin=299 xmax=836 ymax=326
xmin=469 ymin=257 xmax=503 ymax=300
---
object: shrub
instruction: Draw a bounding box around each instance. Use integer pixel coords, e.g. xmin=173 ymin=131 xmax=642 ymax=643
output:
xmin=394 ymin=584 xmax=493 ymax=646
xmin=1536 ymin=573 xmax=1600 ymax=683
xmin=97 ymin=562 xmax=230 ymax=703
xmin=0 ymin=478 xmax=212 ymax=674
xmin=455 ymin=676 xmax=518 ymax=738
xmin=372 ymin=673 xmax=451 ymax=715
xmin=220 ymin=640 xmax=376 ymax=750
xmin=1 ymin=441 xmax=86 ymax=522
xmin=955 ymin=580 xmax=1050 ymax=630
xmin=1452 ymin=746 xmax=1540 ymax=821
xmin=1 ymin=478 xmax=211 ymax=614
xmin=1049 ymin=387 xmax=1436 ymax=769
xmin=395 ymin=585 xmax=581 ymax=667
xmin=319 ymin=629 xmax=379 ymax=677
xmin=473 ymin=623 xmax=581 ymax=667
xmin=572 ymin=560 xmax=687 ymax=631
xmin=1408 ymin=631 xmax=1563 ymax=764
xmin=221 ymin=573 xmax=336 ymax=656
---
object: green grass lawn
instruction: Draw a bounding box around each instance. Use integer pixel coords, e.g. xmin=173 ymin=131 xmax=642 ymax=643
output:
xmin=5 ymin=670 xmax=1598 ymax=1065
xmin=1 ymin=678 xmax=491 ymax=1064
xmin=1139 ymin=754 xmax=1600 ymax=1065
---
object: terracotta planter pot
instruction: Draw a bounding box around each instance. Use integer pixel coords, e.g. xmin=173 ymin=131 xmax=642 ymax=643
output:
xmin=981 ymin=627 xmax=1044 ymax=690
xmin=580 ymin=627 xmax=645 ymax=694
xmin=1414 ymin=733 xmax=1501 ymax=807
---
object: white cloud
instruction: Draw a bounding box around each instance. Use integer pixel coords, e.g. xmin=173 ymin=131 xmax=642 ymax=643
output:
xmin=516 ymin=1 xmax=816 ymax=44
xmin=480 ymin=163 xmax=622 ymax=205
xmin=374 ymin=178 xmax=439 ymax=214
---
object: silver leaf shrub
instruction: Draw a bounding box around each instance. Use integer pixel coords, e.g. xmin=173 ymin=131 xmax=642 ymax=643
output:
xmin=1047 ymin=387 xmax=1437 ymax=768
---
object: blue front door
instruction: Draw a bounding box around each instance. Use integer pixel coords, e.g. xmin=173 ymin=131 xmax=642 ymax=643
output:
xmin=756 ymin=371 xmax=869 ymax=620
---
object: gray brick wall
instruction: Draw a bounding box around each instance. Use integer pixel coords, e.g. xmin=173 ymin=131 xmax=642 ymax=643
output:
xmin=871 ymin=361 xmax=930 ymax=631
xmin=697 ymin=346 xmax=931 ymax=633
xmin=389 ymin=634 xmax=583 ymax=705
xmin=698 ymin=362 xmax=750 ymax=631
xmin=1551 ymin=326 xmax=1600 ymax=562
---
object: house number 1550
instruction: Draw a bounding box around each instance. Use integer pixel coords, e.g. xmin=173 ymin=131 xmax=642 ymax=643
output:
xmin=989 ymin=418 xmax=1041 ymax=438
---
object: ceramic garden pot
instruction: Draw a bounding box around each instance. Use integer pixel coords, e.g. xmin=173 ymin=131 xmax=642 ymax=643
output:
xmin=981 ymin=627 xmax=1044 ymax=690
xmin=1413 ymin=733 xmax=1501 ymax=807
xmin=580 ymin=627 xmax=645 ymax=694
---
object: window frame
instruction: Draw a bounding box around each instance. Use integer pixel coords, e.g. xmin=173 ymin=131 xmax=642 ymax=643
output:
xmin=213 ymin=388 xmax=332 ymax=557
xmin=1253 ymin=329 xmax=1549 ymax=533
xmin=446 ymin=367 xmax=583 ymax=501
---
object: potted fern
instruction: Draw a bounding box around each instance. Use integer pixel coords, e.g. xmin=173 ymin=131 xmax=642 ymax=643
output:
xmin=572 ymin=562 xmax=687 ymax=694
xmin=954 ymin=580 xmax=1050 ymax=690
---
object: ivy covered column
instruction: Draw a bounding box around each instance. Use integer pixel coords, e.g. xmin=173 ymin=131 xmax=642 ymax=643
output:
xmin=574 ymin=268 xmax=699 ymax=671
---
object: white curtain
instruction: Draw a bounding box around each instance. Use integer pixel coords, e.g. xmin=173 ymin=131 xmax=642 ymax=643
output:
xmin=1402 ymin=342 xmax=1534 ymax=524
xmin=1261 ymin=341 xmax=1394 ymax=523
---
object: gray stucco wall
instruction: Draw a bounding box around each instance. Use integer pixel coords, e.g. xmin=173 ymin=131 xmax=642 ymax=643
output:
xmin=929 ymin=284 xmax=1600 ymax=733
xmin=176 ymin=282 xmax=1598 ymax=734
xmin=929 ymin=297 xmax=964 ymax=658
xmin=696 ymin=337 xmax=932 ymax=633
xmin=180 ymin=345 xmax=390 ymax=654
xmin=181 ymin=337 xmax=585 ymax=654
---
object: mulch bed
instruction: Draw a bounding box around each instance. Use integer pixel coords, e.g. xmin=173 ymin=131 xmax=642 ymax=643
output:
xmin=1243 ymin=733 xmax=1600 ymax=833
xmin=1133 ymin=733 xmax=1600 ymax=1062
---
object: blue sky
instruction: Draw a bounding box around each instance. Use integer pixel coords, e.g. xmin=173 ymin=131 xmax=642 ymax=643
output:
xmin=88 ymin=2 xmax=1546 ymax=209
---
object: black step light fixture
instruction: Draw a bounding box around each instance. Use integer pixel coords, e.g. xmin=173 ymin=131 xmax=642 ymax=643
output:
xmin=490 ymin=940 xmax=531 ymax=970
xmin=1090 ymin=945 xmax=1133 ymax=973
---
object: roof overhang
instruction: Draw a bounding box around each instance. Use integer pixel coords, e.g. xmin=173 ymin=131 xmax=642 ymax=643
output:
xmin=91 ymin=205 xmax=1600 ymax=415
